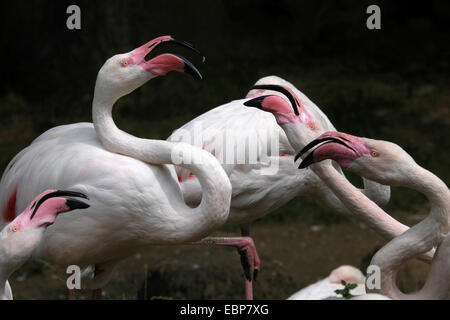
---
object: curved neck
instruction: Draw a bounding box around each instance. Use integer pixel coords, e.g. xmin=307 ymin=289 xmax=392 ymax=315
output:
xmin=283 ymin=125 xmax=390 ymax=213
xmin=0 ymin=273 xmax=9 ymax=300
xmin=0 ymin=239 xmax=15 ymax=300
xmin=407 ymin=166 xmax=450 ymax=229
xmin=311 ymin=163 xmax=411 ymax=240
xmin=312 ymin=163 xmax=391 ymax=215
xmin=370 ymin=166 xmax=450 ymax=299
xmin=91 ymin=87 xmax=231 ymax=242
xmin=0 ymin=233 xmax=12 ymax=299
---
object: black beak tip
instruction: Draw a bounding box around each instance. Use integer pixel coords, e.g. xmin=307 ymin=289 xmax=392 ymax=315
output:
xmin=297 ymin=151 xmax=315 ymax=169
xmin=183 ymin=58 xmax=203 ymax=80
xmin=186 ymin=66 xmax=203 ymax=80
xmin=298 ymin=161 xmax=308 ymax=169
xmin=171 ymin=38 xmax=203 ymax=57
xmin=57 ymin=190 xmax=90 ymax=200
xmin=66 ymin=198 xmax=90 ymax=211
xmin=244 ymin=96 xmax=267 ymax=109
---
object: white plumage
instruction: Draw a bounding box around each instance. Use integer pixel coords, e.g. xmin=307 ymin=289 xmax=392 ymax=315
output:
xmin=288 ymin=265 xmax=367 ymax=300
xmin=169 ymin=76 xmax=391 ymax=226
xmin=0 ymin=190 xmax=90 ymax=299
xmin=0 ymin=37 xmax=232 ymax=293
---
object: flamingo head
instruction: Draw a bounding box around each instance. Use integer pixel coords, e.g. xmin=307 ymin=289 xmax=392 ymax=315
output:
xmin=328 ymin=265 xmax=365 ymax=285
xmin=95 ymin=35 xmax=204 ymax=100
xmin=0 ymin=190 xmax=89 ymax=273
xmin=295 ymin=131 xmax=417 ymax=186
xmin=244 ymin=84 xmax=322 ymax=151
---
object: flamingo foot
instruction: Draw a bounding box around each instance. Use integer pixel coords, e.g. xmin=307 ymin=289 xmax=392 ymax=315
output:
xmin=236 ymin=237 xmax=260 ymax=282
xmin=189 ymin=236 xmax=260 ymax=300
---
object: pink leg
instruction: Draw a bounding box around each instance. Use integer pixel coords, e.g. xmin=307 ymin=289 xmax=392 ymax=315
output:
xmin=241 ymin=226 xmax=255 ymax=300
xmin=68 ymin=289 xmax=77 ymax=300
xmin=190 ymin=231 xmax=260 ymax=300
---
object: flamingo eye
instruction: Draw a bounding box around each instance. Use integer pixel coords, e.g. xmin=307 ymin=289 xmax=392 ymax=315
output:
xmin=308 ymin=122 xmax=316 ymax=130
xmin=12 ymin=225 xmax=18 ymax=232
xmin=122 ymin=60 xmax=130 ymax=67
xmin=371 ymin=150 xmax=379 ymax=157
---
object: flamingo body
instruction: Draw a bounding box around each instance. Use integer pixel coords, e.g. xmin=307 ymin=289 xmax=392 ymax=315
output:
xmin=298 ymin=131 xmax=450 ymax=299
xmin=0 ymin=190 xmax=89 ymax=299
xmin=169 ymin=76 xmax=390 ymax=226
xmin=0 ymin=37 xmax=232 ymax=294
xmin=2 ymin=123 xmax=200 ymax=266
xmin=288 ymin=265 xmax=366 ymax=300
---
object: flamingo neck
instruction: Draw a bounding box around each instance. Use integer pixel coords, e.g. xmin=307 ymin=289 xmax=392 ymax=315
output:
xmin=282 ymin=124 xmax=391 ymax=212
xmin=0 ymin=270 xmax=13 ymax=300
xmin=408 ymin=166 xmax=450 ymax=229
xmin=0 ymin=236 xmax=15 ymax=300
xmin=91 ymin=85 xmax=232 ymax=242
xmin=370 ymin=166 xmax=450 ymax=299
xmin=0 ymin=273 xmax=8 ymax=300
xmin=311 ymin=163 xmax=411 ymax=240
xmin=0 ymin=232 xmax=11 ymax=299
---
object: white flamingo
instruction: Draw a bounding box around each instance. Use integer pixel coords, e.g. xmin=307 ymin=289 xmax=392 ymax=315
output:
xmin=169 ymin=76 xmax=422 ymax=298
xmin=287 ymin=265 xmax=367 ymax=300
xmin=0 ymin=36 xmax=232 ymax=299
xmin=288 ymin=264 xmax=392 ymax=300
xmin=297 ymin=131 xmax=449 ymax=299
xmin=244 ymin=90 xmax=435 ymax=261
xmin=1 ymin=190 xmax=89 ymax=300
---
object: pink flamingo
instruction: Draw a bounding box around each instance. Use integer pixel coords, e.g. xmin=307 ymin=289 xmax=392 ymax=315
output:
xmin=244 ymin=92 xmax=435 ymax=261
xmin=169 ymin=76 xmax=398 ymax=299
xmin=0 ymin=190 xmax=89 ymax=300
xmin=287 ymin=265 xmax=368 ymax=300
xmin=0 ymin=36 xmax=232 ymax=299
xmin=297 ymin=131 xmax=449 ymax=299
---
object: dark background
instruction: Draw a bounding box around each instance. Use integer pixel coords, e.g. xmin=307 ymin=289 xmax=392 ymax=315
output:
xmin=1 ymin=1 xmax=449 ymax=299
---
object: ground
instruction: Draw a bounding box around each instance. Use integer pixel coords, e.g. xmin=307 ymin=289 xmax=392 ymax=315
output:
xmin=9 ymin=206 xmax=429 ymax=300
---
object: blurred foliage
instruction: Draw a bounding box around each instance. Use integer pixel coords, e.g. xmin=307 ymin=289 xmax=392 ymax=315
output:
xmin=0 ymin=0 xmax=449 ymax=222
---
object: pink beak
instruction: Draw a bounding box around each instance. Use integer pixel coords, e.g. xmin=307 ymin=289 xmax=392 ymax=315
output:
xmin=12 ymin=190 xmax=89 ymax=230
xmin=295 ymin=131 xmax=365 ymax=169
xmin=130 ymin=35 xmax=204 ymax=79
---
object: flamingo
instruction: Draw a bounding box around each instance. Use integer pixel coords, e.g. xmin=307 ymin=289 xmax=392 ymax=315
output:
xmin=287 ymin=264 xmax=392 ymax=300
xmin=297 ymin=131 xmax=449 ymax=299
xmin=1 ymin=190 xmax=89 ymax=300
xmin=168 ymin=76 xmax=421 ymax=299
xmin=244 ymin=90 xmax=435 ymax=261
xmin=287 ymin=265 xmax=367 ymax=300
xmin=0 ymin=36 xmax=232 ymax=299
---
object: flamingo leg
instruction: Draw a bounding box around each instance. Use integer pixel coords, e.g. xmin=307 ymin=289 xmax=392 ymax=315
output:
xmin=189 ymin=231 xmax=260 ymax=300
xmin=240 ymin=225 xmax=254 ymax=300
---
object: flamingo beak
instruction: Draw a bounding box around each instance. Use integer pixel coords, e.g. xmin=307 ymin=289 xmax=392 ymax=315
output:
xmin=244 ymin=95 xmax=269 ymax=109
xmin=31 ymin=190 xmax=89 ymax=220
xmin=132 ymin=36 xmax=204 ymax=79
xmin=295 ymin=133 xmax=358 ymax=169
xmin=247 ymin=85 xmax=300 ymax=116
xmin=65 ymin=197 xmax=90 ymax=211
